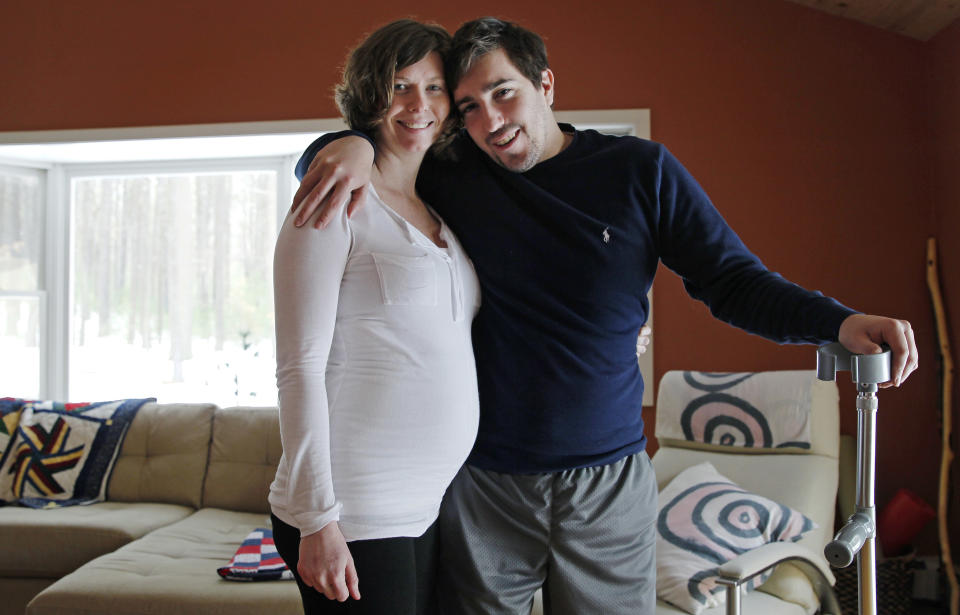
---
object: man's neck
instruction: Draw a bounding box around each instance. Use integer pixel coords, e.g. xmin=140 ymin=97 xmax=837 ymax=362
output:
xmin=537 ymin=122 xmax=575 ymax=166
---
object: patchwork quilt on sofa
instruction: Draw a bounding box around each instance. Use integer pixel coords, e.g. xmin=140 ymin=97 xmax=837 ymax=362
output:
xmin=0 ymin=398 xmax=153 ymax=508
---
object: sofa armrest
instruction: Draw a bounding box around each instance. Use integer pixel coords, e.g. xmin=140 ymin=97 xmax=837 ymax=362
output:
xmin=715 ymin=542 xmax=840 ymax=615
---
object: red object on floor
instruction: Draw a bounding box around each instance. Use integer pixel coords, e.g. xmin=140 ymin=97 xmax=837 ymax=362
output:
xmin=877 ymin=488 xmax=935 ymax=557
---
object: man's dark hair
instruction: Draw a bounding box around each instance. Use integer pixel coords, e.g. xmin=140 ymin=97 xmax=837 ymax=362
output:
xmin=446 ymin=17 xmax=549 ymax=94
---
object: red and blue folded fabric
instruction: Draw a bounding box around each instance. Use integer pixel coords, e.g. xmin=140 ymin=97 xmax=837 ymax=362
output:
xmin=218 ymin=528 xmax=293 ymax=581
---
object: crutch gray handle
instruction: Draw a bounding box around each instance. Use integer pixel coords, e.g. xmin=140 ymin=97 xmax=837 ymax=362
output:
xmin=824 ymin=512 xmax=874 ymax=567
xmin=816 ymin=342 xmax=892 ymax=388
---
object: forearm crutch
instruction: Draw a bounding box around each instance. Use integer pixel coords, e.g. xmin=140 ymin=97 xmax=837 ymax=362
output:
xmin=817 ymin=342 xmax=893 ymax=615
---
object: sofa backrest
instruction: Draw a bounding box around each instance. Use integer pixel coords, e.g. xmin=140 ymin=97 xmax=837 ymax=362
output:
xmin=202 ymin=406 xmax=281 ymax=514
xmin=108 ymin=402 xmax=217 ymax=508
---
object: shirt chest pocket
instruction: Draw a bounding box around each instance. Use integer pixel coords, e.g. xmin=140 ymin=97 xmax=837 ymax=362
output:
xmin=371 ymin=252 xmax=438 ymax=306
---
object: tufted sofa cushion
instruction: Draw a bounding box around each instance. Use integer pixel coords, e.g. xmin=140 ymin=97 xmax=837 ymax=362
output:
xmin=108 ymin=403 xmax=217 ymax=508
xmin=201 ymin=407 xmax=282 ymax=514
xmin=26 ymin=508 xmax=300 ymax=615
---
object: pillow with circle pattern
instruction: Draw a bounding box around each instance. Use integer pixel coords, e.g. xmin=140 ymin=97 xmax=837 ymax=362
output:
xmin=656 ymin=461 xmax=817 ymax=614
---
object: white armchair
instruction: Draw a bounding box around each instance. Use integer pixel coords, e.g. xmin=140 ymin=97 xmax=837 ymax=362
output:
xmin=651 ymin=370 xmax=842 ymax=615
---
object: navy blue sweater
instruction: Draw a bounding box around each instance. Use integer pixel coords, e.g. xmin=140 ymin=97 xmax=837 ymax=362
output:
xmin=297 ymin=127 xmax=856 ymax=473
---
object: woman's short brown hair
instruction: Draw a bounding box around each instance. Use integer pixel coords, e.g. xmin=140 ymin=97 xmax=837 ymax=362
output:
xmin=335 ymin=20 xmax=452 ymax=141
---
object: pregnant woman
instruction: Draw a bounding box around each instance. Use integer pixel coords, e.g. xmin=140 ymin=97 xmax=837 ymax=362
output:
xmin=268 ymin=20 xmax=479 ymax=615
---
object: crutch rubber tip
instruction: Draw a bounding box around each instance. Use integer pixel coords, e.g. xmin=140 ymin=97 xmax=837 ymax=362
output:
xmin=824 ymin=541 xmax=856 ymax=568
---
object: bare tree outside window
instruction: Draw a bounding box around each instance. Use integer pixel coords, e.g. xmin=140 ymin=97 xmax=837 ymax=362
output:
xmin=69 ymin=170 xmax=278 ymax=406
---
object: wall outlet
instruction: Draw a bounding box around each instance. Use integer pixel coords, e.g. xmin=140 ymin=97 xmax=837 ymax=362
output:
xmin=913 ymin=556 xmax=941 ymax=601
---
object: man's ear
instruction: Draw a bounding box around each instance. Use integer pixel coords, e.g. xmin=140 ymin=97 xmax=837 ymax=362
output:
xmin=540 ymin=68 xmax=556 ymax=106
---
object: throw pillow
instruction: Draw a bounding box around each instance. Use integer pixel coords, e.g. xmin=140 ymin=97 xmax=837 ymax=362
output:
xmin=656 ymin=462 xmax=817 ymax=614
xmin=655 ymin=371 xmax=814 ymax=451
xmin=0 ymin=398 xmax=153 ymax=508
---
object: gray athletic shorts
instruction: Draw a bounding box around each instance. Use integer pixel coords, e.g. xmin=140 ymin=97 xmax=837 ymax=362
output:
xmin=437 ymin=451 xmax=657 ymax=615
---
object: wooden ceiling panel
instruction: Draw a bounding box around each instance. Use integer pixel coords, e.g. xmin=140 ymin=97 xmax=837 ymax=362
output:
xmin=785 ymin=0 xmax=960 ymax=40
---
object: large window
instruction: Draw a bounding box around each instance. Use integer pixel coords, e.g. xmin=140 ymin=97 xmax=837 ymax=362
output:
xmin=0 ymin=124 xmax=332 ymax=406
xmin=68 ymin=168 xmax=278 ymax=406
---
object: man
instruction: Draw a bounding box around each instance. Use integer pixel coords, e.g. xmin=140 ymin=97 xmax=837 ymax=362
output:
xmin=291 ymin=17 xmax=918 ymax=614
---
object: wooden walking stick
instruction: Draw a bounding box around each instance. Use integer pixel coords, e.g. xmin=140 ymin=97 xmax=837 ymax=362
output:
xmin=927 ymin=237 xmax=958 ymax=615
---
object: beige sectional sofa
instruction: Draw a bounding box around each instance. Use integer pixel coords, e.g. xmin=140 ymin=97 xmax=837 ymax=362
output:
xmin=0 ymin=402 xmax=301 ymax=615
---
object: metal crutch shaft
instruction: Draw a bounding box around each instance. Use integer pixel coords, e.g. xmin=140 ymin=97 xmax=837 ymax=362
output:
xmin=817 ymin=342 xmax=891 ymax=615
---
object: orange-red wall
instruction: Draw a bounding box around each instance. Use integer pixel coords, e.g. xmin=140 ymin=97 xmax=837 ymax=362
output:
xmin=929 ymin=17 xmax=960 ymax=561
xmin=2 ymin=0 xmax=955 ymax=554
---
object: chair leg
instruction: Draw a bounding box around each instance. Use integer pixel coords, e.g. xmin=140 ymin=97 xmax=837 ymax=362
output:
xmin=717 ymin=579 xmax=741 ymax=615
xmin=726 ymin=586 xmax=740 ymax=615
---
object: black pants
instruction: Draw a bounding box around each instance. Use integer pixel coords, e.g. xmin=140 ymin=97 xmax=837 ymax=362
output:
xmin=271 ymin=514 xmax=438 ymax=615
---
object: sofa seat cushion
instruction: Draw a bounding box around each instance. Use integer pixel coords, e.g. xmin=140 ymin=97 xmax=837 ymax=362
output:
xmin=27 ymin=508 xmax=301 ymax=615
xmin=0 ymin=502 xmax=194 ymax=577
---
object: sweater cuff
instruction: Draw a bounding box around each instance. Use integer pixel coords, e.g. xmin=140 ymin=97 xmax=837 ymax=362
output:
xmin=294 ymin=130 xmax=376 ymax=180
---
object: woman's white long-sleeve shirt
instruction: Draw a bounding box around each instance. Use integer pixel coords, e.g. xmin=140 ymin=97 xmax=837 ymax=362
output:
xmin=269 ymin=188 xmax=480 ymax=541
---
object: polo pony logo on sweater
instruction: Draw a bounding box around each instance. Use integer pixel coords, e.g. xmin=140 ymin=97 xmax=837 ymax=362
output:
xmin=602 ymin=227 xmax=611 ymax=244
